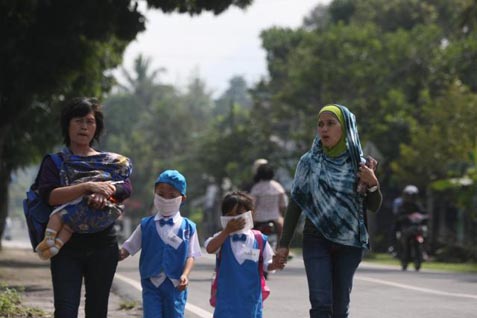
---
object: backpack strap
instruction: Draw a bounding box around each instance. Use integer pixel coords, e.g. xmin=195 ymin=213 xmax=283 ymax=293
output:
xmin=252 ymin=229 xmax=265 ymax=273
xmin=33 ymin=153 xmax=63 ymax=188
xmin=49 ymin=153 xmax=63 ymax=171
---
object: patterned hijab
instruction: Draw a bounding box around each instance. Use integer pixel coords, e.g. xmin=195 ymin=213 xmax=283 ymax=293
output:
xmin=291 ymin=104 xmax=368 ymax=247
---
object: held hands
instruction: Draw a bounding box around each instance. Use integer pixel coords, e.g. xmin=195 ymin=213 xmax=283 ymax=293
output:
xmin=177 ymin=275 xmax=189 ymax=291
xmin=118 ymin=248 xmax=130 ymax=261
xmin=271 ymin=247 xmax=289 ymax=270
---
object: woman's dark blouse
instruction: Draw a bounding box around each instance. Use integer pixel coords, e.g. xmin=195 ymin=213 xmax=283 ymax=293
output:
xmin=38 ymin=155 xmax=132 ymax=249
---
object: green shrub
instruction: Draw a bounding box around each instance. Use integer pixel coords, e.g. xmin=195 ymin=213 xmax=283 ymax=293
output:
xmin=0 ymin=284 xmax=48 ymax=317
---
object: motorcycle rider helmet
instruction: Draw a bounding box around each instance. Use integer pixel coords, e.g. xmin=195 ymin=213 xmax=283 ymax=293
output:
xmin=252 ymin=158 xmax=268 ymax=175
xmin=403 ymin=185 xmax=419 ymax=195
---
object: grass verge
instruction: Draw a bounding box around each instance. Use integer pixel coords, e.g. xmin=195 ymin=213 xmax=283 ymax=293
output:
xmin=364 ymin=253 xmax=477 ymax=273
xmin=0 ymin=284 xmax=48 ymax=317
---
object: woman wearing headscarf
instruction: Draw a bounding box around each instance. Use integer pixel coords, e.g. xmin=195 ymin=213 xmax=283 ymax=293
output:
xmin=275 ymin=104 xmax=382 ymax=318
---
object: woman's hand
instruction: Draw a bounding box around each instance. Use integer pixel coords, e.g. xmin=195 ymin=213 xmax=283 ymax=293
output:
xmin=86 ymin=181 xmax=116 ymax=198
xmin=87 ymin=193 xmax=109 ymax=209
xmin=357 ymin=164 xmax=378 ymax=187
xmin=273 ymin=247 xmax=289 ymax=269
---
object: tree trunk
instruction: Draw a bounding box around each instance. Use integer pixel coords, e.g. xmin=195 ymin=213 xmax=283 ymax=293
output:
xmin=0 ymin=161 xmax=11 ymax=250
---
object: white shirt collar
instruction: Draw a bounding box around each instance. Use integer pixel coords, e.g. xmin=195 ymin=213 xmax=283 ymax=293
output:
xmin=154 ymin=211 xmax=181 ymax=222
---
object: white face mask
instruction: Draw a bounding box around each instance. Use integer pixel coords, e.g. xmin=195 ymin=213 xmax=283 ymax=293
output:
xmin=220 ymin=210 xmax=254 ymax=234
xmin=154 ymin=194 xmax=182 ymax=217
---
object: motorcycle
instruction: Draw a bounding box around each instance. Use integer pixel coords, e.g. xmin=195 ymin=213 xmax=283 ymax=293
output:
xmin=253 ymin=220 xmax=279 ymax=279
xmin=398 ymin=212 xmax=429 ymax=271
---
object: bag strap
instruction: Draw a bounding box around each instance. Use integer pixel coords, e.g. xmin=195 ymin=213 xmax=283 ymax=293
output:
xmin=252 ymin=229 xmax=265 ymax=274
xmin=49 ymin=153 xmax=63 ymax=170
xmin=33 ymin=153 xmax=63 ymax=188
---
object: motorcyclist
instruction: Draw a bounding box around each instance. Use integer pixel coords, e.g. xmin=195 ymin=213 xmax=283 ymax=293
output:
xmin=395 ymin=185 xmax=427 ymax=270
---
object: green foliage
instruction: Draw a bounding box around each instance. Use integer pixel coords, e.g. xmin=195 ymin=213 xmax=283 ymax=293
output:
xmin=0 ymin=284 xmax=47 ymax=317
xmin=364 ymin=253 xmax=477 ymax=271
xmin=254 ymin=0 xmax=477 ymax=190
xmin=102 ymin=55 xmax=215 ymax=217
xmin=392 ymin=83 xmax=477 ymax=187
xmin=1 ymin=0 xmax=254 ymax=240
xmin=119 ymin=300 xmax=139 ymax=311
xmin=146 ymin=0 xmax=253 ymax=15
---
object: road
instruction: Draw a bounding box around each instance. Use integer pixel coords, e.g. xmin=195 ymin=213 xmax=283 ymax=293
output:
xmin=6 ymin=220 xmax=477 ymax=317
xmin=116 ymin=250 xmax=477 ymax=318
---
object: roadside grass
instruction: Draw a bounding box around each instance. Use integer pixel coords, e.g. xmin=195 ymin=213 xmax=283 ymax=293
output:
xmin=0 ymin=283 xmax=48 ymax=317
xmin=364 ymin=253 xmax=477 ymax=273
xmin=289 ymin=249 xmax=477 ymax=273
xmin=119 ymin=300 xmax=140 ymax=311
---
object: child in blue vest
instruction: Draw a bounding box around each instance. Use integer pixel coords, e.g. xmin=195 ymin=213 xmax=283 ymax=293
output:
xmin=205 ymin=191 xmax=283 ymax=318
xmin=119 ymin=169 xmax=201 ymax=318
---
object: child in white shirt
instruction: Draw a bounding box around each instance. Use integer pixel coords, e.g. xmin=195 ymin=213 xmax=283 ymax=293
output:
xmin=205 ymin=191 xmax=283 ymax=318
xmin=119 ymin=170 xmax=201 ymax=318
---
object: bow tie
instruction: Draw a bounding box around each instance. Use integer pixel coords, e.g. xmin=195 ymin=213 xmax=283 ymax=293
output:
xmin=159 ymin=218 xmax=174 ymax=227
xmin=232 ymin=234 xmax=247 ymax=242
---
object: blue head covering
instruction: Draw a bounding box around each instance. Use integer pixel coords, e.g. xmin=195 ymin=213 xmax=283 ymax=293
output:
xmin=155 ymin=170 xmax=187 ymax=196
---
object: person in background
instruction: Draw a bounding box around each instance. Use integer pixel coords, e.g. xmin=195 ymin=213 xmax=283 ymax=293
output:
xmin=119 ymin=169 xmax=201 ymax=318
xmin=241 ymin=158 xmax=269 ymax=193
xmin=275 ymin=104 xmax=382 ymax=318
xmin=394 ymin=184 xmax=427 ymax=269
xmin=37 ymin=97 xmax=133 ymax=317
xmin=250 ymin=163 xmax=288 ymax=240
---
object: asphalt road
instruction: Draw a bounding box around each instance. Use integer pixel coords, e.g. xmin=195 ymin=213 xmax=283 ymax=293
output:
xmin=6 ymin=219 xmax=477 ymax=317
xmin=115 ymin=250 xmax=477 ymax=318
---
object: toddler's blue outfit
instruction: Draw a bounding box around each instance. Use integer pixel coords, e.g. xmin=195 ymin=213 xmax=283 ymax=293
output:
xmin=213 ymin=232 xmax=266 ymax=318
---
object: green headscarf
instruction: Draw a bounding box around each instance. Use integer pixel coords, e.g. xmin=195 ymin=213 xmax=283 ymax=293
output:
xmin=318 ymin=105 xmax=346 ymax=157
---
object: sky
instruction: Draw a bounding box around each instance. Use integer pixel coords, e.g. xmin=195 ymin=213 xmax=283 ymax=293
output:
xmin=118 ymin=0 xmax=331 ymax=97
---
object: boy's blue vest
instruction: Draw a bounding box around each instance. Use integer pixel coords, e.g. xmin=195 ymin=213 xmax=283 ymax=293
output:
xmin=139 ymin=216 xmax=196 ymax=280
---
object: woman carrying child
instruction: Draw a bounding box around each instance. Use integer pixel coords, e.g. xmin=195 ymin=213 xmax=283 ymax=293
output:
xmin=37 ymin=97 xmax=133 ymax=317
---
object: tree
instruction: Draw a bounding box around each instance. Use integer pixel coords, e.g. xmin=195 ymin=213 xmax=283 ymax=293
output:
xmin=214 ymin=76 xmax=253 ymax=116
xmin=0 ymin=0 xmax=253 ymax=245
xmin=102 ymin=56 xmax=218 ymax=222
xmin=250 ymin=0 xmax=477 ymax=252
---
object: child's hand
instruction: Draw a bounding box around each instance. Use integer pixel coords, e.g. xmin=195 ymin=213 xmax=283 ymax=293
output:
xmin=223 ymin=218 xmax=246 ymax=235
xmin=118 ymin=248 xmax=129 ymax=261
xmin=177 ymin=275 xmax=189 ymax=291
xmin=269 ymin=254 xmax=286 ymax=271
xmin=273 ymin=247 xmax=289 ymax=269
